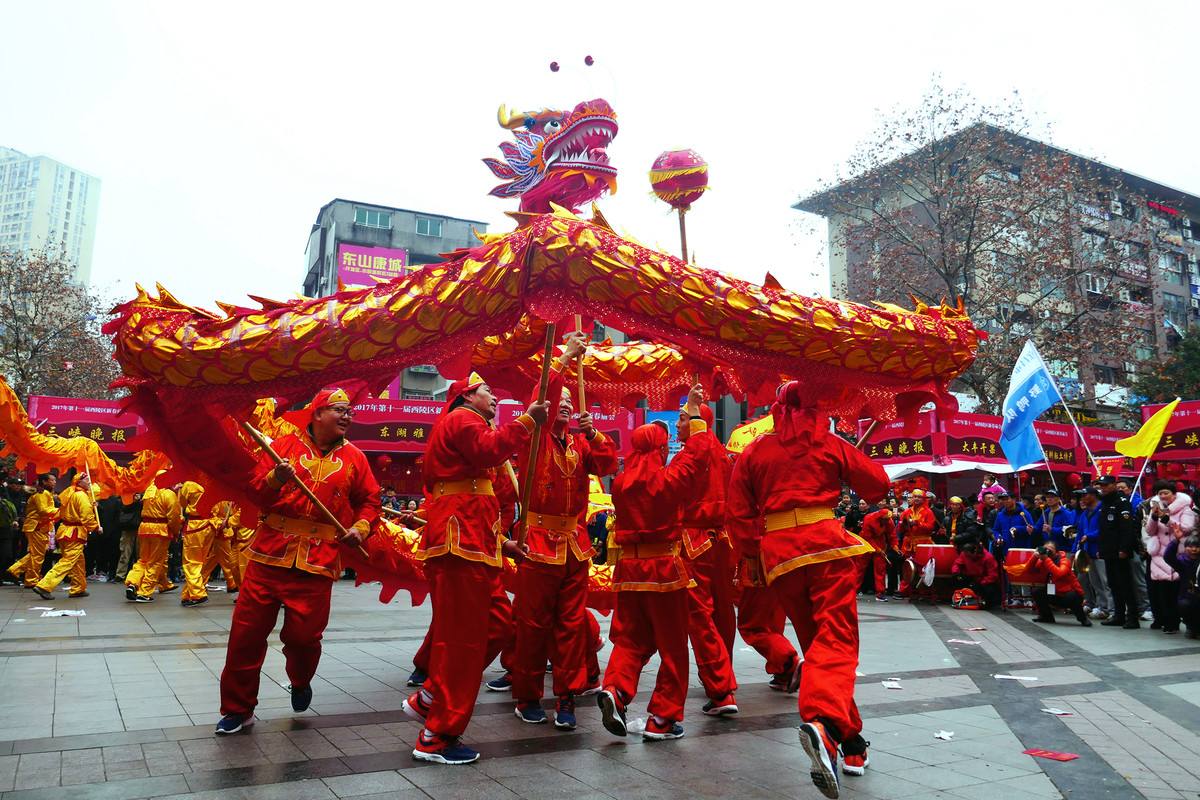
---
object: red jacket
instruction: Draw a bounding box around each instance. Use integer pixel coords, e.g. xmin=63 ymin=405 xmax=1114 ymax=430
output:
xmin=612 ymin=421 xmax=715 ymax=591
xmin=900 ymin=504 xmax=937 ymax=555
xmin=1022 ymin=551 xmax=1084 ymax=595
xmin=682 ymin=429 xmax=732 ymax=559
xmin=727 ymin=431 xmax=889 ymax=585
xmin=418 ymin=405 xmax=533 ymax=567
xmin=951 ymin=549 xmax=999 ymax=585
xmin=519 ymin=369 xmax=619 ymax=564
xmin=247 ymin=429 xmax=380 ymax=580
xmin=859 ymin=508 xmax=896 ymax=554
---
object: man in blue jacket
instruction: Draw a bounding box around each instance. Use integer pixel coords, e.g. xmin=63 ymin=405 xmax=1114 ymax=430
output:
xmin=992 ymin=493 xmax=1040 ymax=551
xmin=1072 ymin=487 xmax=1112 ymax=620
xmin=1039 ymin=490 xmax=1075 ymax=550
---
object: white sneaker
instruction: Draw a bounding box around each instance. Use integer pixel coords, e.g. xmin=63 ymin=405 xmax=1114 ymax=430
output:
xmin=1089 ymin=608 xmax=1105 ymax=620
xmin=1141 ymin=610 xmax=1154 ymax=622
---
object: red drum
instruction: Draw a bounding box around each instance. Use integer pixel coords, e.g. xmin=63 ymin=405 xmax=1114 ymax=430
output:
xmin=915 ymin=544 xmax=957 ymax=577
xmin=1004 ymin=548 xmax=1038 ymax=585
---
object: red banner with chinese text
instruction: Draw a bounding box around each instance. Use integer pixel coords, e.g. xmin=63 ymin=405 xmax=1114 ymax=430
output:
xmin=1141 ymin=400 xmax=1200 ymax=461
xmin=26 ymin=395 xmax=145 ymax=454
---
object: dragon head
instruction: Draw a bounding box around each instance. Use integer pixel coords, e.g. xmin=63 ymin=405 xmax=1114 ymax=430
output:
xmin=483 ymin=98 xmax=618 ymax=214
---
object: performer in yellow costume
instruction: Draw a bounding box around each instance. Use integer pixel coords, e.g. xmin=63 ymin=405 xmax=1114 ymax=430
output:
xmin=8 ymin=473 xmax=58 ymax=587
xmin=125 ymin=481 xmax=182 ymax=602
xmin=33 ymin=474 xmax=98 ymax=599
xmin=179 ymin=481 xmax=215 ymax=606
xmin=202 ymin=500 xmax=243 ymax=595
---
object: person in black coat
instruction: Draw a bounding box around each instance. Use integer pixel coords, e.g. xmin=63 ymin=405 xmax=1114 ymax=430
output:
xmin=1098 ymin=476 xmax=1140 ymax=628
xmin=943 ymin=496 xmax=985 ymax=551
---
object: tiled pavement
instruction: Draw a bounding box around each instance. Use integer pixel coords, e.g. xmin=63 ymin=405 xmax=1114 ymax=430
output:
xmin=0 ymin=580 xmax=1196 ymax=799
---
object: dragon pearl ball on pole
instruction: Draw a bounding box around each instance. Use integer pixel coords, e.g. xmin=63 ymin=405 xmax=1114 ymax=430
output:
xmin=650 ymin=149 xmax=710 ymax=263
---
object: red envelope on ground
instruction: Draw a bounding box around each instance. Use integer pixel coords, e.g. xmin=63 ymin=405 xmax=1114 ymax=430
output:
xmin=1023 ymin=749 xmax=1079 ymax=762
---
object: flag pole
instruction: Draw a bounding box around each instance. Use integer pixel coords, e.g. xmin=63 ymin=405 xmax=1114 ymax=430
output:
xmin=1033 ymin=428 xmax=1060 ymax=494
xmin=1132 ymin=455 xmax=1152 ymax=497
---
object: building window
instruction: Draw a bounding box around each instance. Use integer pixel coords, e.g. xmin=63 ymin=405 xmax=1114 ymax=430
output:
xmin=1159 ymin=252 xmax=1185 ymax=285
xmin=416 ymin=217 xmax=442 ymax=237
xmin=354 ymin=208 xmax=392 ymax=229
xmin=1163 ymin=292 xmax=1188 ymax=328
xmin=1093 ymin=364 xmax=1119 ymax=384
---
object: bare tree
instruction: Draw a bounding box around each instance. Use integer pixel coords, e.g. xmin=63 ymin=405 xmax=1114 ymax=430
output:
xmin=0 ymin=249 xmax=120 ymax=400
xmin=801 ymin=81 xmax=1159 ymax=416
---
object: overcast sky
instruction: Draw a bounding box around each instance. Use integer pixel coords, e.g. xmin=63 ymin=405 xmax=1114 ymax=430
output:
xmin=2 ymin=1 xmax=1196 ymax=310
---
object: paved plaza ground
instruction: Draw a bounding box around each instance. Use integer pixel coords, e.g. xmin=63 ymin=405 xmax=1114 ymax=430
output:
xmin=0 ymin=579 xmax=1196 ymax=800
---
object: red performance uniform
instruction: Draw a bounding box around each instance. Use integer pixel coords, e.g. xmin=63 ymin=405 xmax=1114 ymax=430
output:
xmin=899 ymin=504 xmax=937 ymax=557
xmin=219 ymin=428 xmax=380 ymax=719
xmin=859 ymin=508 xmax=896 ymax=596
xmin=602 ymin=419 xmax=714 ymax=724
xmin=951 ymin=549 xmax=999 ymax=585
xmin=512 ymin=368 xmax=618 ymax=705
xmin=727 ymin=413 xmax=888 ymax=749
xmin=680 ymin=406 xmax=737 ymax=703
xmin=416 ymin=403 xmax=533 ymax=739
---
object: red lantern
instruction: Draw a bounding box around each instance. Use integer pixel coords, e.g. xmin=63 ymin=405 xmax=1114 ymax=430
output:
xmin=1066 ymin=472 xmax=1082 ymax=489
xmin=649 ymin=149 xmax=709 ymax=211
xmin=375 ymin=454 xmax=393 ymax=472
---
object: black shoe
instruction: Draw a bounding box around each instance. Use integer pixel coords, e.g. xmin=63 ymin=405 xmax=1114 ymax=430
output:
xmin=125 ymin=585 xmax=136 ymax=601
xmin=406 ymin=667 xmax=427 ymax=687
xmin=67 ymin=591 xmax=89 ymax=598
xmin=485 ymin=673 xmax=512 ymax=692
xmin=597 ymin=690 xmax=627 ymax=737
xmin=1079 ymin=617 xmax=1093 ymax=627
xmin=181 ymin=597 xmax=209 ymax=607
xmin=289 ymin=684 xmax=313 ymax=712
xmin=31 ymin=586 xmax=53 ymax=600
xmin=1033 ymin=616 xmax=1056 ymax=624
xmin=1101 ymin=618 xmax=1126 ymax=627
xmin=1150 ymin=621 xmax=1162 ymax=630
xmin=135 ymin=594 xmax=154 ymax=603
xmin=1122 ymin=620 xmax=1140 ymax=630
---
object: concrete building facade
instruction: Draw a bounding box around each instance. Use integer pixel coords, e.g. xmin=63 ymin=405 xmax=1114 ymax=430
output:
xmin=796 ymin=124 xmax=1200 ymax=423
xmin=0 ymin=147 xmax=101 ymax=284
xmin=302 ymin=199 xmax=488 ymax=400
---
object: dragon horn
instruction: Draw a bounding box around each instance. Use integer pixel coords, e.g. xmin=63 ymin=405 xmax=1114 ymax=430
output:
xmin=497 ymin=104 xmax=529 ymax=130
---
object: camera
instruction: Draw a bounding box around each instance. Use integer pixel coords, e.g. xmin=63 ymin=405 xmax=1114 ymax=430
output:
xmin=1035 ymin=546 xmax=1051 ymax=558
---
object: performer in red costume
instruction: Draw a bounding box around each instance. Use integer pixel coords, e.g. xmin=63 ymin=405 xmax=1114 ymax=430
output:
xmin=736 ymin=575 xmax=801 ymax=691
xmin=899 ymin=489 xmax=937 ymax=557
xmin=407 ymin=371 xmax=548 ymax=766
xmin=215 ymin=387 xmax=380 ymax=735
xmin=511 ymin=334 xmax=619 ymax=729
xmin=859 ymin=504 xmax=897 ymax=601
xmin=677 ymin=403 xmax=738 ymax=716
xmin=597 ymin=384 xmax=715 ymax=742
xmin=727 ymin=381 xmax=889 ymax=799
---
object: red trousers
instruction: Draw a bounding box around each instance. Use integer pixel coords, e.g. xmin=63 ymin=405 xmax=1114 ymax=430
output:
xmin=710 ymin=539 xmax=737 ymax=656
xmin=413 ymin=571 xmax=513 ymax=676
xmin=687 ymin=548 xmax=737 ymax=700
xmin=584 ymin=610 xmax=602 ymax=680
xmin=863 ymin=551 xmax=887 ymax=594
xmin=511 ymin=555 xmax=590 ymax=702
xmin=603 ymin=588 xmax=689 ymax=722
xmin=423 ymin=556 xmax=510 ymax=737
xmin=773 ymin=558 xmax=863 ymax=743
xmin=737 ymin=583 xmax=797 ymax=675
xmin=220 ymin=561 xmax=332 ymax=716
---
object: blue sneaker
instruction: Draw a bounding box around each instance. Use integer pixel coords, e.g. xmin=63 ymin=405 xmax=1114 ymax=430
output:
xmin=288 ymin=684 xmax=313 ymax=712
xmin=643 ymin=717 xmax=685 ymax=740
xmin=514 ymin=702 xmax=547 ymax=724
xmin=412 ymin=731 xmax=480 ymax=765
xmin=554 ymin=696 xmax=577 ymax=730
xmin=406 ymin=667 xmax=427 ymax=687
xmin=214 ymin=713 xmax=255 ymax=735
xmin=485 ymin=673 xmax=512 ymax=692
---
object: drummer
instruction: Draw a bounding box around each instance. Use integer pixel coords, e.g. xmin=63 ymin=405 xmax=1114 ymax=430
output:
xmin=1040 ymin=490 xmax=1075 ymax=550
xmin=991 ymin=492 xmax=1041 ymax=608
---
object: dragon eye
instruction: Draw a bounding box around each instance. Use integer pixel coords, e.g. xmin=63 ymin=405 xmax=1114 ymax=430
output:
xmin=544 ymin=120 xmax=562 ymax=134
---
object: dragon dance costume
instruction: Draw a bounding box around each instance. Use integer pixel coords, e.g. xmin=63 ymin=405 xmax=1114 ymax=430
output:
xmin=408 ymin=373 xmax=532 ymax=763
xmin=34 ymin=475 xmax=97 ymax=598
xmin=125 ymin=483 xmax=181 ymax=600
xmin=218 ymin=388 xmax=380 ymax=725
xmin=727 ymin=381 xmax=889 ymax=795
xmin=8 ymin=485 xmax=56 ymax=587
xmin=511 ymin=364 xmax=618 ymax=720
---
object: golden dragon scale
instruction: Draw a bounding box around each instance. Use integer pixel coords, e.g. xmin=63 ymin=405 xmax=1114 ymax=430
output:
xmin=105 ymin=206 xmax=979 ymax=490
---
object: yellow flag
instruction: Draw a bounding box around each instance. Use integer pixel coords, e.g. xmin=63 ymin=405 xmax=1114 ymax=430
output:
xmin=726 ymin=415 xmax=774 ymax=454
xmin=1115 ymin=398 xmax=1180 ymax=458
